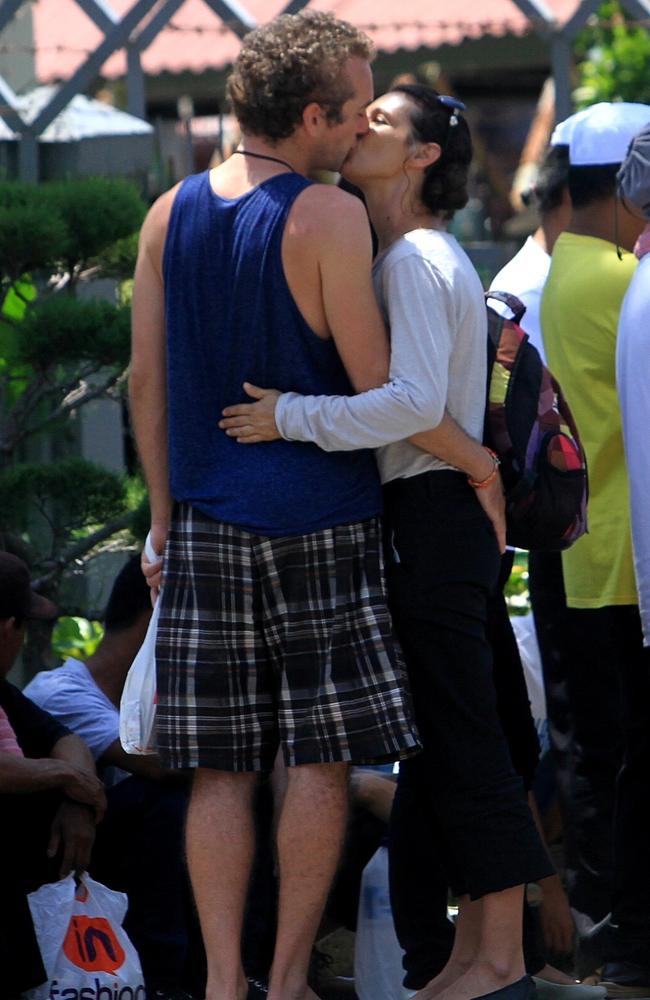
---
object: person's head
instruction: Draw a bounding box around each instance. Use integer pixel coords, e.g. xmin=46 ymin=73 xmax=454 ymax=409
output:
xmin=103 ymin=555 xmax=152 ymax=642
xmin=342 ymin=84 xmax=472 ymax=218
xmin=530 ymin=144 xmax=570 ymax=216
xmin=227 ymin=12 xmax=375 ymax=169
xmin=617 ymin=122 xmax=650 ymax=221
xmin=567 ymin=102 xmax=650 ymax=210
xmin=0 ymin=552 xmax=57 ymax=675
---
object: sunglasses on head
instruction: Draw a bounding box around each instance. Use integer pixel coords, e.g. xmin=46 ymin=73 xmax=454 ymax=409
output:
xmin=436 ymin=95 xmax=467 ymax=124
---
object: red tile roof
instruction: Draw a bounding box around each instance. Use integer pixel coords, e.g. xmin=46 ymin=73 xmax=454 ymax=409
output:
xmin=32 ymin=0 xmax=579 ymax=84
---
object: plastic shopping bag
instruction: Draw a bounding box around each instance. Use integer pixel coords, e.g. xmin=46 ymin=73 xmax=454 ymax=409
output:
xmin=119 ymin=533 xmax=160 ymax=755
xmin=119 ymin=598 xmax=159 ymax=755
xmin=354 ymin=846 xmax=410 ymax=1000
xmin=23 ymin=873 xmax=144 ymax=1000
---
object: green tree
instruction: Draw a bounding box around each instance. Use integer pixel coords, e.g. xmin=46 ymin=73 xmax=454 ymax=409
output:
xmin=0 ymin=177 xmax=147 ymax=669
xmin=574 ymin=1 xmax=650 ymax=107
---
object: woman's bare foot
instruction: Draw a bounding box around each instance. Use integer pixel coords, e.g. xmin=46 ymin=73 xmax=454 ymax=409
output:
xmin=412 ymin=959 xmax=472 ymax=998
xmin=420 ymin=961 xmax=525 ymax=1000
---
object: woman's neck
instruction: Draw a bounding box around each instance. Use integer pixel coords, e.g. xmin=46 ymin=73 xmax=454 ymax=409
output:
xmin=360 ymin=178 xmax=446 ymax=252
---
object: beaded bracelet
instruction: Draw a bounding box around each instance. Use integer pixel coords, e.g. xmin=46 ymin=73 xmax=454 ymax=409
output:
xmin=468 ymin=448 xmax=501 ymax=489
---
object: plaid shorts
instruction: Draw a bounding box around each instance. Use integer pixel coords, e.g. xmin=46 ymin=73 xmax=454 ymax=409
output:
xmin=155 ymin=503 xmax=420 ymax=772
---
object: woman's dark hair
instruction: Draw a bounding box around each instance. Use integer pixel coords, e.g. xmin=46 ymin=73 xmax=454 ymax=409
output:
xmin=392 ymin=84 xmax=472 ymax=218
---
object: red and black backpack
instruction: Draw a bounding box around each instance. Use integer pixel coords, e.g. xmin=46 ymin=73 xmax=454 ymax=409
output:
xmin=484 ymin=291 xmax=588 ymax=551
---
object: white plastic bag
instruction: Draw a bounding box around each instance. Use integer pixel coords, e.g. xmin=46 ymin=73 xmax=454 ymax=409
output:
xmin=354 ymin=846 xmax=410 ymax=1000
xmin=120 ymin=534 xmax=160 ymax=755
xmin=510 ymin=612 xmax=547 ymax=721
xmin=119 ymin=597 xmax=159 ymax=755
xmin=24 ymin=873 xmax=144 ymax=1000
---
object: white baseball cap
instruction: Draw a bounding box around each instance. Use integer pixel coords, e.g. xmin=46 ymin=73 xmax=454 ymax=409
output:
xmin=550 ymin=107 xmax=590 ymax=148
xmin=566 ymin=101 xmax=650 ymax=166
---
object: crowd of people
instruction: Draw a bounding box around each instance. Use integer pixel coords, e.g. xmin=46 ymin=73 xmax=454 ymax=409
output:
xmin=2 ymin=9 xmax=650 ymax=1000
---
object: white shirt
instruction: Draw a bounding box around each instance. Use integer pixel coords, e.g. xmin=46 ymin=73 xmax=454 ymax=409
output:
xmin=489 ymin=236 xmax=551 ymax=364
xmin=276 ymin=229 xmax=487 ymax=484
xmin=24 ymin=658 xmax=128 ymax=785
xmin=616 ymin=254 xmax=650 ymax=646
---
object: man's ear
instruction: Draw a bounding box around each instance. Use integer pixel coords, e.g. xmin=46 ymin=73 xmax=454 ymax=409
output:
xmin=0 ymin=616 xmax=16 ymax=635
xmin=407 ymin=141 xmax=442 ymax=171
xmin=301 ymin=101 xmax=325 ymax=137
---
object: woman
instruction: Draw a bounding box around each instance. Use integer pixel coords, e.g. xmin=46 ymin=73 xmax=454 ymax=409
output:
xmin=220 ymin=85 xmax=553 ymax=1000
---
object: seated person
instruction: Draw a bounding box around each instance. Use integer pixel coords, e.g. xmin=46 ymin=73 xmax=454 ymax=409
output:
xmin=0 ymin=552 xmax=106 ymax=997
xmin=25 ymin=556 xmax=202 ymax=1000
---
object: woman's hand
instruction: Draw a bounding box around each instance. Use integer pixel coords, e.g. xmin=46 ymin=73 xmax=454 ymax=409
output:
xmin=219 ymin=383 xmax=282 ymax=443
xmin=474 ymin=472 xmax=507 ymax=554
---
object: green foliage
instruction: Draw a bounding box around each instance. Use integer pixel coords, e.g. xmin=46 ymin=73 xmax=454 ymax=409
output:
xmin=504 ymin=554 xmax=531 ymax=616
xmin=17 ymin=296 xmax=131 ymax=369
xmin=44 ymin=177 xmax=146 ymax=265
xmin=0 ymin=459 xmax=127 ymax=539
xmin=0 ymin=201 xmax=69 ymax=280
xmin=574 ymin=1 xmax=650 ymax=107
xmin=52 ymin=616 xmax=104 ymax=661
xmin=0 ymin=176 xmax=147 ymax=651
xmin=93 ymin=231 xmax=140 ymax=280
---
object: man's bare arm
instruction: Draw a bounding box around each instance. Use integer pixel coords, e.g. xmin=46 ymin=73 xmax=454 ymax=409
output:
xmin=99 ymin=738 xmax=187 ymax=783
xmin=313 ymin=188 xmax=390 ymax=392
xmin=129 ymin=188 xmax=178 ymax=584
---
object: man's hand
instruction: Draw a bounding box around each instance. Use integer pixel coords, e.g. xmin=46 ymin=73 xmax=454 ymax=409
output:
xmin=59 ymin=763 xmax=107 ymax=822
xmin=539 ymin=874 xmax=576 ymax=955
xmin=219 ymin=383 xmax=282 ymax=443
xmin=142 ymin=525 xmax=166 ymax=603
xmin=48 ymin=800 xmax=96 ymax=879
xmin=474 ymin=473 xmax=507 ymax=554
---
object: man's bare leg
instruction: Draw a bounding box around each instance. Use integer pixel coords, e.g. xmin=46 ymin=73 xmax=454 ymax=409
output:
xmin=267 ymin=762 xmax=349 ymax=1000
xmin=186 ymin=768 xmax=258 ymax=1000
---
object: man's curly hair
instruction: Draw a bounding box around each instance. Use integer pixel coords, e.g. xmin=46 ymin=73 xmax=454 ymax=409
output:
xmin=227 ymin=12 xmax=375 ymax=142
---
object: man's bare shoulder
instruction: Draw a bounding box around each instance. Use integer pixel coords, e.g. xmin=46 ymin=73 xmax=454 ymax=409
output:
xmin=289 ymin=182 xmax=371 ymax=247
xmin=139 ymin=182 xmax=183 ymax=261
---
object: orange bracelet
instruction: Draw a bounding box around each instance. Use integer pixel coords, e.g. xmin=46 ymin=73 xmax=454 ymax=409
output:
xmin=468 ymin=448 xmax=500 ymax=489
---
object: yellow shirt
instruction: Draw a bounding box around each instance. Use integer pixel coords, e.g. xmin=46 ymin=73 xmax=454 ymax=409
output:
xmin=541 ymin=232 xmax=637 ymax=608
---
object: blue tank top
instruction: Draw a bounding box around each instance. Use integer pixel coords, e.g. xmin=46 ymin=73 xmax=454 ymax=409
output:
xmin=163 ymin=171 xmax=382 ymax=536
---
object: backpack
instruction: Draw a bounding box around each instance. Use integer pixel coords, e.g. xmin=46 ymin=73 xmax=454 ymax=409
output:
xmin=483 ymin=290 xmax=588 ymax=551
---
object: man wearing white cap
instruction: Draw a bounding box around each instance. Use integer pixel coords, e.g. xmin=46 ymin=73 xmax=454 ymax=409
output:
xmin=541 ymin=102 xmax=650 ymax=997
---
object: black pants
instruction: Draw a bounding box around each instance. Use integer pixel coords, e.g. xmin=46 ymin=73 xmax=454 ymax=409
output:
xmin=92 ymin=775 xmax=201 ymax=994
xmin=0 ymin=791 xmax=63 ymax=997
xmin=529 ymin=563 xmax=650 ymax=965
xmin=385 ymin=473 xmax=552 ymax=985
xmin=528 ymin=549 xmax=618 ymax=923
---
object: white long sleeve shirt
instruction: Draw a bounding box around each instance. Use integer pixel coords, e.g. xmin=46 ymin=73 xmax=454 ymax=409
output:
xmin=276 ymin=229 xmax=487 ymax=485
xmin=616 ymin=253 xmax=650 ymax=645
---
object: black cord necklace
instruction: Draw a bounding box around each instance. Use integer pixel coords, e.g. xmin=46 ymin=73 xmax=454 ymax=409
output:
xmin=233 ymin=149 xmax=296 ymax=173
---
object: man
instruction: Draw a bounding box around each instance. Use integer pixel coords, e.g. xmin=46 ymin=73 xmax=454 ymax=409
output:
xmin=489 ymin=138 xmax=571 ymax=361
xmin=0 ymin=551 xmax=106 ymax=997
xmin=129 ymin=14 xmax=425 ymax=1000
xmin=540 ymin=101 xmax=650 ymax=997
xmin=25 ymin=556 xmax=203 ymax=1000
xmin=616 ymin=124 xmax=650 ymax=653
